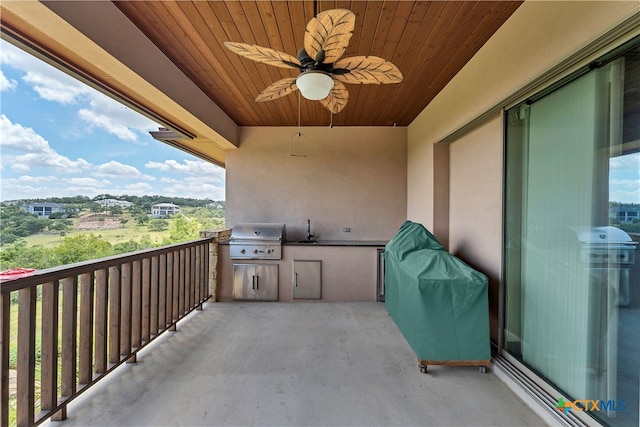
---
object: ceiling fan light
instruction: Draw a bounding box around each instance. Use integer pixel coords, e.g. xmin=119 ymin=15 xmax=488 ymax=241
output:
xmin=296 ymin=71 xmax=334 ymax=100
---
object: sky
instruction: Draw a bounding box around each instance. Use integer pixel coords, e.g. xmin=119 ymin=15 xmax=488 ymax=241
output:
xmin=0 ymin=39 xmax=225 ymax=202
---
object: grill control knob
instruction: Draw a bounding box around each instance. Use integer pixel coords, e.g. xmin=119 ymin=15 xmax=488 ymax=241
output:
xmin=240 ymin=249 xmax=245 ymax=254
xmin=267 ymin=249 xmax=272 ymax=254
xmin=253 ymin=249 xmax=259 ymax=254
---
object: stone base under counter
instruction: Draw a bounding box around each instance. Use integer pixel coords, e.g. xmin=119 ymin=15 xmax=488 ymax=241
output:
xmin=217 ymin=243 xmax=385 ymax=302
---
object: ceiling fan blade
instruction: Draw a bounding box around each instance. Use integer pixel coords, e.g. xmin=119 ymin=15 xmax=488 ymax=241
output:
xmin=333 ymin=56 xmax=403 ymax=84
xmin=320 ymin=80 xmax=348 ymax=114
xmin=304 ymin=9 xmax=355 ymax=65
xmin=255 ymin=77 xmax=298 ymax=102
xmin=224 ymin=42 xmax=301 ymax=69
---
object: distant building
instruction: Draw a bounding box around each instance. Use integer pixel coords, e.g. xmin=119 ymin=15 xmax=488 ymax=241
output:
xmin=151 ymin=203 xmax=181 ymax=218
xmin=206 ymin=202 xmax=224 ymax=209
xmin=22 ymin=202 xmax=63 ymax=217
xmin=610 ymin=206 xmax=640 ymax=223
xmin=96 ymin=198 xmax=133 ymax=209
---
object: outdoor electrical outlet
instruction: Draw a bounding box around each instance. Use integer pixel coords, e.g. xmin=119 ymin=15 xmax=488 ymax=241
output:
xmin=343 ymin=227 xmax=351 ymax=232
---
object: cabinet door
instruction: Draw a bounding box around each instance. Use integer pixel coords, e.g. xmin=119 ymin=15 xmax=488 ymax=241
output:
xmin=293 ymin=260 xmax=321 ymax=299
xmin=254 ymin=264 xmax=278 ymax=301
xmin=233 ymin=264 xmax=255 ymax=300
xmin=233 ymin=264 xmax=278 ymax=301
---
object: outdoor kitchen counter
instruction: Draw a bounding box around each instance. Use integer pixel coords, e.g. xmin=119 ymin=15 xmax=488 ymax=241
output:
xmin=285 ymin=240 xmax=387 ymax=247
xmin=218 ymin=241 xmax=386 ymax=301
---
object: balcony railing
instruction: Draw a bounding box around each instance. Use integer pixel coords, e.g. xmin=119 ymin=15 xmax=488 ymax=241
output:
xmin=0 ymin=230 xmax=229 ymax=427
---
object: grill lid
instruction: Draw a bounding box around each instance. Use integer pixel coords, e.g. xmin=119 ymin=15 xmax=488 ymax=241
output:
xmin=230 ymin=223 xmax=286 ymax=242
xmin=571 ymin=226 xmax=635 ymax=246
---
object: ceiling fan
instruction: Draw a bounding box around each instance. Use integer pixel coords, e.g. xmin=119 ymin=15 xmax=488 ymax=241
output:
xmin=224 ymin=8 xmax=403 ymax=114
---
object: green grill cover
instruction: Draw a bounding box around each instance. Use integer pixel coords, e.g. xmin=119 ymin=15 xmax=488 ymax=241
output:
xmin=384 ymin=221 xmax=490 ymax=362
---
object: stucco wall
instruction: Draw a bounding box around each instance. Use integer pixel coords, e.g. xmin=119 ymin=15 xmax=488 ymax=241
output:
xmin=407 ymin=113 xmax=435 ymax=230
xmin=407 ymin=1 xmax=640 ymax=343
xmin=448 ymin=115 xmax=503 ymax=342
xmin=226 ymin=126 xmax=407 ymax=242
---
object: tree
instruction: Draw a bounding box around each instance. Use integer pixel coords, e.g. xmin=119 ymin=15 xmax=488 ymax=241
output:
xmin=47 ymin=219 xmax=72 ymax=234
xmin=139 ymin=234 xmax=155 ymax=249
xmin=113 ymin=240 xmax=140 ymax=254
xmin=119 ymin=218 xmax=129 ymax=228
xmin=1 ymin=205 xmax=46 ymax=242
xmin=90 ymin=203 xmax=104 ymax=214
xmin=135 ymin=214 xmax=149 ymax=226
xmin=14 ymin=217 xmax=47 ymax=237
xmin=1 ymin=233 xmax=19 ymax=245
xmin=63 ymin=207 xmax=79 ymax=218
xmin=166 ymin=215 xmax=200 ymax=243
xmin=0 ymin=240 xmax=53 ymax=269
xmin=109 ymin=205 xmax=123 ymax=216
xmin=50 ymin=234 xmax=113 ymax=265
xmin=148 ymin=219 xmax=168 ymax=232
xmin=129 ymin=205 xmax=146 ymax=216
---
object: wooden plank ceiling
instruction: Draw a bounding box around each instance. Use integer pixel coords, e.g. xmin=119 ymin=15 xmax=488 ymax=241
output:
xmin=114 ymin=1 xmax=522 ymax=127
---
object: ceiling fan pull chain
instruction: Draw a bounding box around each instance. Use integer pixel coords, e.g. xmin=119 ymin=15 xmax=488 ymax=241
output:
xmin=297 ymin=90 xmax=301 ymax=130
xmin=290 ymin=90 xmax=308 ymax=157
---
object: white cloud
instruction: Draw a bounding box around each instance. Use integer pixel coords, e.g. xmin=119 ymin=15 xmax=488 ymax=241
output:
xmin=67 ymin=177 xmax=109 ymax=187
xmin=0 ymin=114 xmax=92 ymax=171
xmin=610 ymin=178 xmax=640 ymax=189
xmin=610 ymin=189 xmax=640 ymax=204
xmin=121 ymin=182 xmax=154 ymax=195
xmin=16 ymin=175 xmax=57 ymax=183
xmin=144 ymin=161 xmax=225 ymax=198
xmin=78 ymin=93 xmax=157 ymax=142
xmin=609 ymin=178 xmax=640 ymax=204
xmin=162 ymin=182 xmax=225 ymax=200
xmin=609 ymin=153 xmax=640 ymax=203
xmin=2 ymin=40 xmax=89 ymax=104
xmin=0 ymin=40 xmax=225 ymax=202
xmin=93 ymin=160 xmax=145 ymax=179
xmin=160 ymin=177 xmax=180 ymax=184
xmin=610 ymin=153 xmax=640 ymax=171
xmin=1 ymin=183 xmax=50 ymax=200
xmin=79 ymin=106 xmax=138 ymax=141
xmin=0 ymin=70 xmax=17 ymax=91
xmin=1 ymin=40 xmax=158 ymax=143
xmin=11 ymin=152 xmax=92 ymax=171
xmin=0 ymin=114 xmax=50 ymax=152
xmin=145 ymin=159 xmax=224 ymax=180
xmin=23 ymin=70 xmax=89 ymax=104
xmin=91 ymin=161 xmax=156 ymax=181
xmin=11 ymin=164 xmax=31 ymax=172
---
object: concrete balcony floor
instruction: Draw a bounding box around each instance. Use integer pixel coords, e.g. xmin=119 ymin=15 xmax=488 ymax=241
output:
xmin=48 ymin=302 xmax=546 ymax=426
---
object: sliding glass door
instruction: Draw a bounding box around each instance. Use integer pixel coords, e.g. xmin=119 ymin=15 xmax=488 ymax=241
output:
xmin=505 ymin=43 xmax=639 ymax=427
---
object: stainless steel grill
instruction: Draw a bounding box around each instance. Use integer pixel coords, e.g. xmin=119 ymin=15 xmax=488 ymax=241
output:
xmin=229 ymin=223 xmax=286 ymax=260
xmin=572 ymin=226 xmax=637 ymax=265
xmin=571 ymin=225 xmax=638 ymax=306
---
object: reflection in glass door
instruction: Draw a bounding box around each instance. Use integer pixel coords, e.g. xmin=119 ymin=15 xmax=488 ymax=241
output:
xmin=504 ymin=44 xmax=639 ymax=427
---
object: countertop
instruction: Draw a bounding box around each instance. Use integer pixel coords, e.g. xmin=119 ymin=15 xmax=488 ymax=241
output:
xmin=218 ymin=240 xmax=388 ymax=247
xmin=285 ymin=240 xmax=388 ymax=247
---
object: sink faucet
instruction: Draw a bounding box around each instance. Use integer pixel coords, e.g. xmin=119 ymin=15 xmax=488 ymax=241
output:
xmin=307 ymin=219 xmax=315 ymax=241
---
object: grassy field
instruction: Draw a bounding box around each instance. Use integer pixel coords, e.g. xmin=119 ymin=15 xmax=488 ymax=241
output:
xmin=23 ymin=212 xmax=173 ymax=248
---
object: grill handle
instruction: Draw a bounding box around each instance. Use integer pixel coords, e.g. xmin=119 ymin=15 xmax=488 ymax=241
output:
xmin=252 ymin=275 xmax=259 ymax=290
